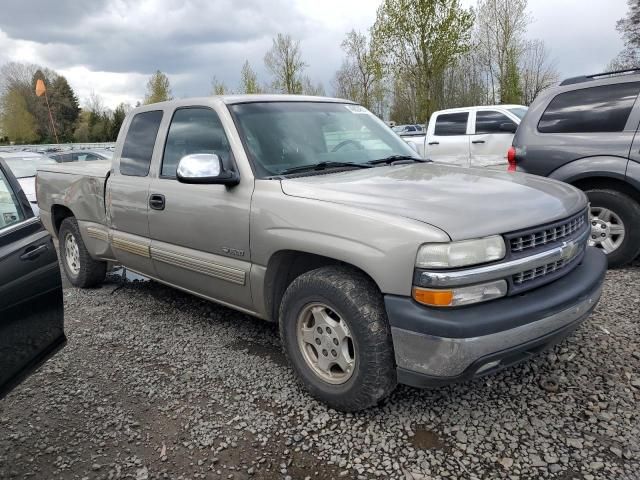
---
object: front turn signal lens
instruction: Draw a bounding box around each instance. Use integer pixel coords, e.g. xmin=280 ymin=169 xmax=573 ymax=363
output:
xmin=412 ymin=287 xmax=454 ymax=306
xmin=413 ymin=280 xmax=508 ymax=307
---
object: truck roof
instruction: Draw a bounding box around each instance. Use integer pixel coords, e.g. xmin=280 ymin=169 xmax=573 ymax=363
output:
xmin=136 ymin=95 xmax=357 ymax=110
xmin=431 ymin=104 xmax=525 ymax=116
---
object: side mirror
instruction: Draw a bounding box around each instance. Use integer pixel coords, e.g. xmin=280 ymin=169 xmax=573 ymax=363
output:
xmin=499 ymin=122 xmax=518 ymax=133
xmin=176 ymin=153 xmax=239 ymax=185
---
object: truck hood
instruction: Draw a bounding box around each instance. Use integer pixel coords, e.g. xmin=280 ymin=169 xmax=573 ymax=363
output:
xmin=280 ymin=163 xmax=586 ymax=240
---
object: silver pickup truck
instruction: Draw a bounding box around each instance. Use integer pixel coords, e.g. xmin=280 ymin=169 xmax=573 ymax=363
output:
xmin=37 ymin=95 xmax=607 ymax=411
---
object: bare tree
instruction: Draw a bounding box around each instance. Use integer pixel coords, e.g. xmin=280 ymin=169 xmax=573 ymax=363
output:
xmin=211 ymin=76 xmax=231 ymax=95
xmin=475 ymin=0 xmax=529 ymax=103
xmin=608 ymin=0 xmax=640 ymax=69
xmin=439 ymin=49 xmax=488 ymax=109
xmin=338 ymin=30 xmax=382 ymax=110
xmin=238 ymin=61 xmax=261 ymax=94
xmin=264 ymin=33 xmax=307 ymax=94
xmin=143 ymin=70 xmax=172 ymax=105
xmin=520 ymin=39 xmax=558 ymax=105
xmin=85 ymin=91 xmax=105 ymax=115
xmin=302 ymin=77 xmax=325 ymax=96
xmin=332 ymin=60 xmax=360 ymax=101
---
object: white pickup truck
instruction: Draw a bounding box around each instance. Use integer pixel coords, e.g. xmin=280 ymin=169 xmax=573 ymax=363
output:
xmin=403 ymin=105 xmax=527 ymax=168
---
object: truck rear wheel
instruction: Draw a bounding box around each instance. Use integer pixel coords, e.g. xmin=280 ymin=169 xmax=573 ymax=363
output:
xmin=586 ymin=189 xmax=640 ymax=268
xmin=59 ymin=217 xmax=107 ymax=288
xmin=279 ymin=266 xmax=397 ymax=411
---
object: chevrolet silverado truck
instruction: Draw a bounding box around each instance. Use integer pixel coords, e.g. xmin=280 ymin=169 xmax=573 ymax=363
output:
xmin=36 ymin=95 xmax=607 ymax=411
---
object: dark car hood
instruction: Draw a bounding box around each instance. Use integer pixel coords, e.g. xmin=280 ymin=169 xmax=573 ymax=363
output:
xmin=280 ymin=163 xmax=586 ymax=240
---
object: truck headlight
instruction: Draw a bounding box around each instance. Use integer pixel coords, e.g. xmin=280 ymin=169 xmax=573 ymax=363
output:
xmin=413 ymin=280 xmax=508 ymax=307
xmin=416 ymin=236 xmax=506 ymax=269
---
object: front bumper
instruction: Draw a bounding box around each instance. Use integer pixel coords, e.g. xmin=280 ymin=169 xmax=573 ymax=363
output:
xmin=385 ymin=247 xmax=607 ymax=387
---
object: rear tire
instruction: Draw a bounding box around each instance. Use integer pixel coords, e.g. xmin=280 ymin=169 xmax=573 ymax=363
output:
xmin=59 ymin=217 xmax=107 ymax=288
xmin=585 ymin=189 xmax=640 ymax=268
xmin=279 ymin=266 xmax=397 ymax=412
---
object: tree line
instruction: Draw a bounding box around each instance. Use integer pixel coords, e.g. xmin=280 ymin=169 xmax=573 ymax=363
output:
xmin=6 ymin=0 xmax=635 ymax=145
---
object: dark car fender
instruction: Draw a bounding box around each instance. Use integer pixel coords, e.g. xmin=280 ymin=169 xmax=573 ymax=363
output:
xmin=548 ymin=156 xmax=630 ymax=185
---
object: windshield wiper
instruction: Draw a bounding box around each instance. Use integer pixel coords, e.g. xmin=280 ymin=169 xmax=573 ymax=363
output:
xmin=278 ymin=161 xmax=373 ymax=176
xmin=367 ymin=155 xmax=430 ymax=165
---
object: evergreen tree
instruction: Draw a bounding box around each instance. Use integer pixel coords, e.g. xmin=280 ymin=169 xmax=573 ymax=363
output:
xmin=110 ymin=103 xmax=128 ymax=140
xmin=49 ymin=76 xmax=80 ymax=142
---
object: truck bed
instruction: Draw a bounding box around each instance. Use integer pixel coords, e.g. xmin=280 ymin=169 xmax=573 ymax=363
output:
xmin=37 ymin=160 xmax=111 ymax=233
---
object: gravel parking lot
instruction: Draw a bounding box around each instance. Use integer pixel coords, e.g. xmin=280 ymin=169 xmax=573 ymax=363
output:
xmin=1 ymin=262 xmax=638 ymax=480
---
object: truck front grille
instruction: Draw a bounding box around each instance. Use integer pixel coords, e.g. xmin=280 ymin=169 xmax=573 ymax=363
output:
xmin=509 ymin=211 xmax=586 ymax=254
xmin=512 ymin=255 xmax=579 ymax=286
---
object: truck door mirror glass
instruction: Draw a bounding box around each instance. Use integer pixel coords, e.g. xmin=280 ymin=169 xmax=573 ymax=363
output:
xmin=176 ymin=153 xmax=239 ymax=186
xmin=499 ymin=122 xmax=517 ymax=133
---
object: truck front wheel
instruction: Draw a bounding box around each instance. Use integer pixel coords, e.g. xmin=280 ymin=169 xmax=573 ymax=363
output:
xmin=59 ymin=217 xmax=107 ymax=288
xmin=279 ymin=266 xmax=397 ymax=411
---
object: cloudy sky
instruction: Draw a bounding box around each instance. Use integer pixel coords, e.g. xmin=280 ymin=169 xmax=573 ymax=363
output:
xmin=0 ymin=0 xmax=629 ymax=109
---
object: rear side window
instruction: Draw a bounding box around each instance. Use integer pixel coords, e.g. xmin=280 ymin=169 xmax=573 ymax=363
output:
xmin=161 ymin=108 xmax=231 ymax=178
xmin=434 ymin=112 xmax=468 ymax=136
xmin=120 ymin=110 xmax=163 ymax=176
xmin=475 ymin=111 xmax=513 ymax=134
xmin=538 ymin=82 xmax=640 ymax=133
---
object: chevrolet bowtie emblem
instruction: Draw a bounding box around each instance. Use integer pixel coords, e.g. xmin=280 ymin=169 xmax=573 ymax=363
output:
xmin=560 ymin=239 xmax=581 ymax=261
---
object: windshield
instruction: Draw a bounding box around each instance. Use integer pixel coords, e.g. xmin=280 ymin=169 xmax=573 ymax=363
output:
xmin=508 ymin=107 xmax=528 ymax=119
xmin=229 ymin=102 xmax=419 ymax=177
xmin=3 ymin=156 xmax=56 ymax=178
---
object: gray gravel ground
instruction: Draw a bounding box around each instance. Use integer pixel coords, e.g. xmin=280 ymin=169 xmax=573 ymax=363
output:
xmin=0 ymin=262 xmax=639 ymax=480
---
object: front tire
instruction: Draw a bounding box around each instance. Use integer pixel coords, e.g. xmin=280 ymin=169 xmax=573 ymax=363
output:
xmin=279 ymin=266 xmax=397 ymax=411
xmin=59 ymin=217 xmax=107 ymax=288
xmin=586 ymin=189 xmax=640 ymax=268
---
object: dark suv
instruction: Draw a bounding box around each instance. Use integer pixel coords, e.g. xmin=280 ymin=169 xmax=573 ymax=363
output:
xmin=510 ymin=69 xmax=640 ymax=267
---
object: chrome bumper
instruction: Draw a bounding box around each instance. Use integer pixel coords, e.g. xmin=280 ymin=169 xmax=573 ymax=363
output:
xmin=392 ymin=285 xmax=602 ymax=378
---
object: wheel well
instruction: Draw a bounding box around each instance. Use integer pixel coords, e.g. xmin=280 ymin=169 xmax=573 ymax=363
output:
xmin=51 ymin=205 xmax=74 ymax=237
xmin=571 ymin=177 xmax=640 ymax=204
xmin=263 ymin=250 xmax=378 ymax=323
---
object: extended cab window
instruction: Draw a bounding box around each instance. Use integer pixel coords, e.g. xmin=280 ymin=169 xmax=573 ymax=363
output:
xmin=434 ymin=112 xmax=468 ymax=135
xmin=538 ymin=82 xmax=640 ymax=133
xmin=161 ymin=108 xmax=231 ymax=178
xmin=0 ymin=168 xmax=24 ymax=229
xmin=120 ymin=110 xmax=163 ymax=176
xmin=475 ymin=111 xmax=513 ymax=134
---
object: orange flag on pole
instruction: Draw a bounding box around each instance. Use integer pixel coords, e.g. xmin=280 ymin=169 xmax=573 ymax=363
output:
xmin=35 ymin=78 xmax=59 ymax=143
xmin=35 ymin=78 xmax=46 ymax=97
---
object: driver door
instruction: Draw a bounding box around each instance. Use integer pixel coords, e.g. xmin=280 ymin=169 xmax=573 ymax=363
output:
xmin=0 ymin=159 xmax=65 ymax=398
xmin=147 ymin=106 xmax=254 ymax=311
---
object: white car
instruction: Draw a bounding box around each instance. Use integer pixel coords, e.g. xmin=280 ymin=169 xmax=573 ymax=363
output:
xmin=0 ymin=152 xmax=57 ymax=216
xmin=404 ymin=105 xmax=527 ymax=168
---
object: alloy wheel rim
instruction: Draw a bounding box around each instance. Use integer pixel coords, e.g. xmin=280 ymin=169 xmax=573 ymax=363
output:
xmin=64 ymin=232 xmax=81 ymax=275
xmin=296 ymin=303 xmax=356 ymax=385
xmin=589 ymin=206 xmax=625 ymax=254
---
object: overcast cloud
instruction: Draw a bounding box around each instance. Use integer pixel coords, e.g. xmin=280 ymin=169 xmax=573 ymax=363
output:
xmin=0 ymin=0 xmax=630 ymax=108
